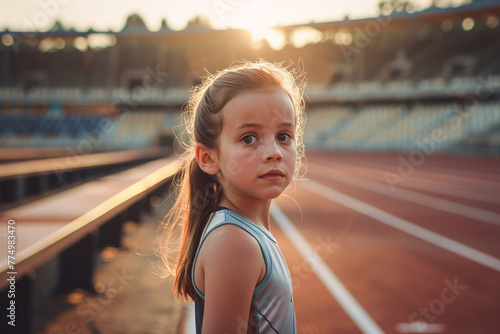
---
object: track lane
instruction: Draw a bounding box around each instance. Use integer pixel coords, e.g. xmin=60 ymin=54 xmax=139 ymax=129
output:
xmin=276 ymin=184 xmax=500 ymax=333
xmin=318 ymin=152 xmax=500 ymax=180
xmin=271 ymin=153 xmax=500 ymax=333
xmin=269 ymin=202 xmax=362 ymax=333
xmin=300 ymin=160 xmax=500 ymax=259
xmin=307 ymin=162 xmax=500 ymax=226
xmin=310 ymin=153 xmax=500 ymax=194
xmin=306 ymin=156 xmax=500 ymax=209
xmin=304 ymin=171 xmax=500 ymax=260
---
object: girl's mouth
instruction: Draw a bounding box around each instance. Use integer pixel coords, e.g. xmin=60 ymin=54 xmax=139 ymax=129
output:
xmin=259 ymin=170 xmax=285 ymax=180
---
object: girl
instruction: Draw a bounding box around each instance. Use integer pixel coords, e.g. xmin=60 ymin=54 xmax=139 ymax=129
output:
xmin=158 ymin=60 xmax=306 ymax=333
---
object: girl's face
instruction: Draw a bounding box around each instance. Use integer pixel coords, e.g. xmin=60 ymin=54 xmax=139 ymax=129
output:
xmin=215 ymin=87 xmax=297 ymax=201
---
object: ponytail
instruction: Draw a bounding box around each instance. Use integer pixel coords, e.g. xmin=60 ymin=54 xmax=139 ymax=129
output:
xmin=158 ymin=151 xmax=222 ymax=302
xmin=174 ymin=154 xmax=222 ymax=301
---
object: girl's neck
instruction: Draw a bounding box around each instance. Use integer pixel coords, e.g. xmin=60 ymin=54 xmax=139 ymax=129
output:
xmin=219 ymin=194 xmax=272 ymax=231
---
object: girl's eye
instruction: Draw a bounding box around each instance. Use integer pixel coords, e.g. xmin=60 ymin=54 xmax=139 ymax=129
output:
xmin=241 ymin=135 xmax=258 ymax=144
xmin=277 ymin=133 xmax=292 ymax=142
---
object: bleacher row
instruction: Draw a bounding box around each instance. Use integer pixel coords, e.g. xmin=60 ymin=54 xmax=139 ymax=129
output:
xmin=304 ymin=102 xmax=500 ymax=154
xmin=1 ymin=75 xmax=499 ymax=104
xmin=306 ymin=75 xmax=500 ymax=102
xmin=1 ymin=102 xmax=499 ymax=155
xmin=110 ymin=111 xmax=179 ymax=149
xmin=0 ymin=111 xmax=181 ymax=149
xmin=0 ymin=86 xmax=190 ymax=104
xmin=0 ymin=115 xmax=109 ymax=137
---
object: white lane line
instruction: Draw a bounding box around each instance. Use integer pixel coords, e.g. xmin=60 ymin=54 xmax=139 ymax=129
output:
xmin=389 ymin=176 xmax=500 ymax=205
xmin=271 ymin=203 xmax=385 ymax=334
xmin=301 ymin=179 xmax=500 ymax=273
xmin=395 ymin=322 xmax=446 ymax=333
xmin=308 ymin=162 xmax=500 ymax=227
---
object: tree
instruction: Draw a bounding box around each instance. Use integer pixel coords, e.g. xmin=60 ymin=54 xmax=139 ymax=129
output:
xmin=185 ymin=16 xmax=212 ymax=30
xmin=159 ymin=18 xmax=170 ymax=31
xmin=123 ymin=14 xmax=148 ymax=31
xmin=50 ymin=20 xmax=65 ymax=31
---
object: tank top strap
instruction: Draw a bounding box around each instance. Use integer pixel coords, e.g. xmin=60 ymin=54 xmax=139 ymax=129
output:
xmin=192 ymin=209 xmax=275 ymax=300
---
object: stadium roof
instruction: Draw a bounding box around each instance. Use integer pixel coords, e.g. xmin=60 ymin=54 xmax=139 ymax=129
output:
xmin=1 ymin=0 xmax=500 ymax=38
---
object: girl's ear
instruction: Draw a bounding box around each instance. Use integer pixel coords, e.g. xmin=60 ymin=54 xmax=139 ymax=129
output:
xmin=195 ymin=144 xmax=220 ymax=175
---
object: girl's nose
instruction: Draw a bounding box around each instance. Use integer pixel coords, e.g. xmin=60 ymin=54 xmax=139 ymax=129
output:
xmin=264 ymin=140 xmax=283 ymax=162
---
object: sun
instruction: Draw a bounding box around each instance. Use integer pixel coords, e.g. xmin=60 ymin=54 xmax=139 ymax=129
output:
xmin=246 ymin=26 xmax=286 ymax=50
xmin=236 ymin=20 xmax=323 ymax=50
xmin=223 ymin=1 xmax=286 ymax=50
xmin=233 ymin=20 xmax=286 ymax=50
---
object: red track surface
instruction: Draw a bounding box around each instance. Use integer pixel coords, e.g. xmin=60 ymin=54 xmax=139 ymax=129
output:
xmin=271 ymin=151 xmax=500 ymax=334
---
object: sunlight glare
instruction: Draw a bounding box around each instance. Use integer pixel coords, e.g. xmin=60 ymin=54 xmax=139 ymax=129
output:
xmin=225 ymin=0 xmax=286 ymax=50
xmin=250 ymin=27 xmax=286 ymax=50
xmin=87 ymin=33 xmax=117 ymax=49
xmin=291 ymin=27 xmax=323 ymax=48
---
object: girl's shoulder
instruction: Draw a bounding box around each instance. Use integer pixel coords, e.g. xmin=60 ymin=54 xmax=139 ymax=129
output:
xmin=198 ymin=223 xmax=266 ymax=283
xmin=201 ymin=223 xmax=262 ymax=262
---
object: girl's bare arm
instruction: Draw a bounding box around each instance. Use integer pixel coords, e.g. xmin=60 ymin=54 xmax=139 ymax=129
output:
xmin=200 ymin=225 xmax=265 ymax=333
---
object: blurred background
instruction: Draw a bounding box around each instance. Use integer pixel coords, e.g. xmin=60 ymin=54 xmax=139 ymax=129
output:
xmin=1 ymin=0 xmax=500 ymax=333
xmin=0 ymin=0 xmax=499 ymax=156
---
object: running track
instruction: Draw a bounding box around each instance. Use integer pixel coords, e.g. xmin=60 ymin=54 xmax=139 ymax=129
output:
xmin=269 ymin=152 xmax=500 ymax=334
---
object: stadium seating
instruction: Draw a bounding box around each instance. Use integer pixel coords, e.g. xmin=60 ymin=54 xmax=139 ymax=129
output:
xmin=303 ymin=101 xmax=500 ymax=155
xmin=1 ymin=97 xmax=498 ymax=155
xmin=0 ymin=109 xmax=185 ymax=150
xmin=1 ymin=5 xmax=499 ymax=156
xmin=0 ymin=114 xmax=110 ymax=138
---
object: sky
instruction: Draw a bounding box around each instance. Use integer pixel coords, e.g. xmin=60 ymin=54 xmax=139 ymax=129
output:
xmin=0 ymin=0 xmax=439 ymax=32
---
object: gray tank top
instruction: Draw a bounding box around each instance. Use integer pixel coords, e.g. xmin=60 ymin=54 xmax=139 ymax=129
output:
xmin=192 ymin=208 xmax=297 ymax=333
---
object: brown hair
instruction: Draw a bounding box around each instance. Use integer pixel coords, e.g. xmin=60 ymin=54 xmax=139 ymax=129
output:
xmin=157 ymin=60 xmax=306 ymax=302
